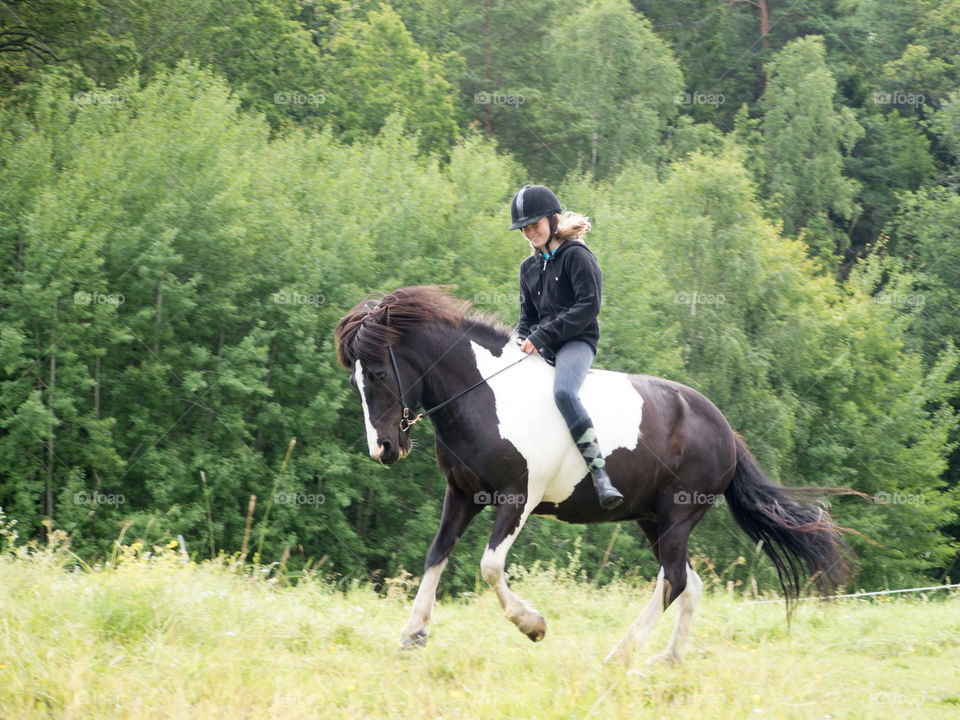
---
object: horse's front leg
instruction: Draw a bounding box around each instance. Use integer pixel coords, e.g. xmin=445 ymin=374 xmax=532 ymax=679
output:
xmin=480 ymin=496 xmax=545 ymax=641
xmin=401 ymin=484 xmax=481 ymax=648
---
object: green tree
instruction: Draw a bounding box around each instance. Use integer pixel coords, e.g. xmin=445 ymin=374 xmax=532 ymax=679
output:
xmin=887 ymin=187 xmax=960 ymax=360
xmin=0 ymin=0 xmax=327 ymax=128
xmin=879 ymin=0 xmax=960 ymax=109
xmin=0 ymin=61 xmax=516 ymax=585
xmin=319 ymin=5 xmax=459 ymax=155
xmin=3 ymin=6 xmax=959 ymax=593
xmin=748 ymin=36 xmax=864 ymax=262
xmin=423 ymin=0 xmax=577 ymax=176
xmin=844 ymin=111 xmax=936 ymax=249
xmin=930 ymin=90 xmax=960 ymax=182
xmin=541 ymin=0 xmax=682 ymax=180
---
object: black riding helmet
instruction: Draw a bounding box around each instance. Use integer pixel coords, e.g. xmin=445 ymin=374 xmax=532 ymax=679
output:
xmin=509 ymin=184 xmax=562 ymax=231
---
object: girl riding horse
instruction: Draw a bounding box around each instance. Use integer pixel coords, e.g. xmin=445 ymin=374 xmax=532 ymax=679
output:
xmin=510 ymin=184 xmax=623 ymax=509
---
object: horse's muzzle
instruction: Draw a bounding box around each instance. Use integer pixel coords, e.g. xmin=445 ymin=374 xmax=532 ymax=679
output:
xmin=375 ymin=434 xmax=411 ymax=464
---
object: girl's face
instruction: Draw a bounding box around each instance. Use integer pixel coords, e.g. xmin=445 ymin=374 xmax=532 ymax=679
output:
xmin=521 ymin=216 xmax=551 ymax=251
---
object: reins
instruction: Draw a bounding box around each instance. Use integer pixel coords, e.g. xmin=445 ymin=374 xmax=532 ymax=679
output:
xmin=386 ymin=343 xmax=530 ymax=432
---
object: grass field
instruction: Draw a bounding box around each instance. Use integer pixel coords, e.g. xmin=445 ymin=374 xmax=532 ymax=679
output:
xmin=1 ymin=541 xmax=959 ymax=720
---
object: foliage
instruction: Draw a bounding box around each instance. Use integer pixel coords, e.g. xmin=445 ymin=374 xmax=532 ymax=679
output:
xmin=0 ymin=0 xmax=326 ymax=127
xmin=749 ymin=36 xmax=865 ymax=261
xmin=1 ymin=0 xmax=959 ymax=593
xmin=542 ymin=0 xmax=682 ymax=180
xmin=319 ymin=4 xmax=460 ymax=155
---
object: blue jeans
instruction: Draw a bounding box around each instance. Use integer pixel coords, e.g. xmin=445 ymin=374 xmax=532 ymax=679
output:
xmin=552 ymin=340 xmax=596 ymax=438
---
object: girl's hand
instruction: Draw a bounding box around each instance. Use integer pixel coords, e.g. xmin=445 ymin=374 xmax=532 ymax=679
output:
xmin=519 ymin=339 xmax=539 ymax=355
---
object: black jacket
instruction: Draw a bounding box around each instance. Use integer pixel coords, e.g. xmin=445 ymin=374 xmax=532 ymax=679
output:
xmin=516 ymin=240 xmax=602 ymax=356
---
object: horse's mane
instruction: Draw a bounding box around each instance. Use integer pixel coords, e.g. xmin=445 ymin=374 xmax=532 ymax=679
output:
xmin=334 ymin=285 xmax=511 ymax=368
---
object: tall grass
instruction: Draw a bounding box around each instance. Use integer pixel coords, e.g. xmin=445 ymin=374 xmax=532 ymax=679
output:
xmin=1 ymin=521 xmax=958 ymax=719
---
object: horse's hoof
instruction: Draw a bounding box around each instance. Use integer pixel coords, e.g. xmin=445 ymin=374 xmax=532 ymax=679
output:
xmin=400 ymin=630 xmax=428 ymax=649
xmin=523 ymin=614 xmax=547 ymax=642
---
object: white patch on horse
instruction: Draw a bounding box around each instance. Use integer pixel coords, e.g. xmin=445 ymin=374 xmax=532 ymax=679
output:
xmin=662 ymin=566 xmax=702 ymax=662
xmin=471 ymin=340 xmax=644 ymax=504
xmin=604 ymin=566 xmax=666 ymax=663
xmin=480 ymin=507 xmax=544 ymax=635
xmin=401 ymin=558 xmax=449 ymax=641
xmin=354 ymin=360 xmax=380 ymax=457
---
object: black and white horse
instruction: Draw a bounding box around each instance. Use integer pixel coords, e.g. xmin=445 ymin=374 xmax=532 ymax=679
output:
xmin=334 ymin=286 xmax=850 ymax=663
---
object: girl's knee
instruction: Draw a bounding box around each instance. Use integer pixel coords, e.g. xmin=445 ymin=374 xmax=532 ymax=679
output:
xmin=553 ymin=385 xmax=575 ymax=412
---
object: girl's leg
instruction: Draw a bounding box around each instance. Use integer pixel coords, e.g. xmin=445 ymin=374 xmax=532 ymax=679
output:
xmin=553 ymin=341 xmax=623 ymax=509
xmin=552 ymin=340 xmax=594 ymax=432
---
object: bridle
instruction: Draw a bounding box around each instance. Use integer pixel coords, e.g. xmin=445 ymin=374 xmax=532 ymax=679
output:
xmin=386 ymin=342 xmax=530 ymax=433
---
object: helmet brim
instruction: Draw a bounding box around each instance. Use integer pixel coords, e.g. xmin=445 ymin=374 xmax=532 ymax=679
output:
xmin=509 ymin=213 xmax=549 ymax=231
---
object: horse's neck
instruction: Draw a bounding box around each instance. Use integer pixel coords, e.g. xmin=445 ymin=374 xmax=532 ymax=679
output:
xmin=417 ymin=329 xmax=500 ymax=425
xmin=418 ymin=341 xmax=477 ymax=411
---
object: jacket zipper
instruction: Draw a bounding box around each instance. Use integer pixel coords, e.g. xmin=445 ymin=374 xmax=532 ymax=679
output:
xmin=537 ymin=251 xmax=559 ymax=297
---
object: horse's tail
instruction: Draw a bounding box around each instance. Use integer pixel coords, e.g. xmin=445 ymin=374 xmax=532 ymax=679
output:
xmin=724 ymin=433 xmax=853 ymax=613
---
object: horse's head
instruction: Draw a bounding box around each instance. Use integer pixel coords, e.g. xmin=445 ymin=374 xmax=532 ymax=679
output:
xmin=347 ymin=352 xmax=414 ymax=465
xmin=334 ymin=288 xmax=464 ymax=465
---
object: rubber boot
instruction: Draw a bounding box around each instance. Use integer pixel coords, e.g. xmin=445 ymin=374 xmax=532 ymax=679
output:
xmin=591 ymin=467 xmax=622 ymax=510
xmin=575 ymin=426 xmax=623 ymax=510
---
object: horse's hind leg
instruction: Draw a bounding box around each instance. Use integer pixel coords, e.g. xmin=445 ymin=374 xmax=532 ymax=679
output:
xmin=648 ymin=562 xmax=703 ymax=665
xmin=647 ymin=500 xmax=710 ymax=665
xmin=603 ymin=566 xmax=668 ymax=663
xmin=480 ymin=499 xmax=546 ymax=641
xmin=605 ymin=504 xmax=705 ymax=665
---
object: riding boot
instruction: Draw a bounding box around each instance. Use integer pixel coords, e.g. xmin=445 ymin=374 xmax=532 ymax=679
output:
xmin=575 ymin=426 xmax=623 ymax=510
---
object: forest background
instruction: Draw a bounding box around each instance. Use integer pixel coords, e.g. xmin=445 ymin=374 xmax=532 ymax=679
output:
xmin=2 ymin=0 xmax=960 ymax=594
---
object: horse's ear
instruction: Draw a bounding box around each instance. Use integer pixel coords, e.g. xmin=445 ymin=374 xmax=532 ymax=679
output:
xmin=383 ymin=305 xmax=391 ymax=326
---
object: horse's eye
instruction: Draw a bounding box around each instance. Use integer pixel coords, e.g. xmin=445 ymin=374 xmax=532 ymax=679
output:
xmin=373 ymin=371 xmax=387 ymax=385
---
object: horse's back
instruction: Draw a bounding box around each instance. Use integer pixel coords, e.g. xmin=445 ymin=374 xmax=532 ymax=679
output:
xmin=472 ymin=342 xmax=735 ymax=505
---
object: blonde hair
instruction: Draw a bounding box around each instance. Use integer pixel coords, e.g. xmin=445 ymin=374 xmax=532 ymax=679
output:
xmin=553 ymin=211 xmax=592 ymax=243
